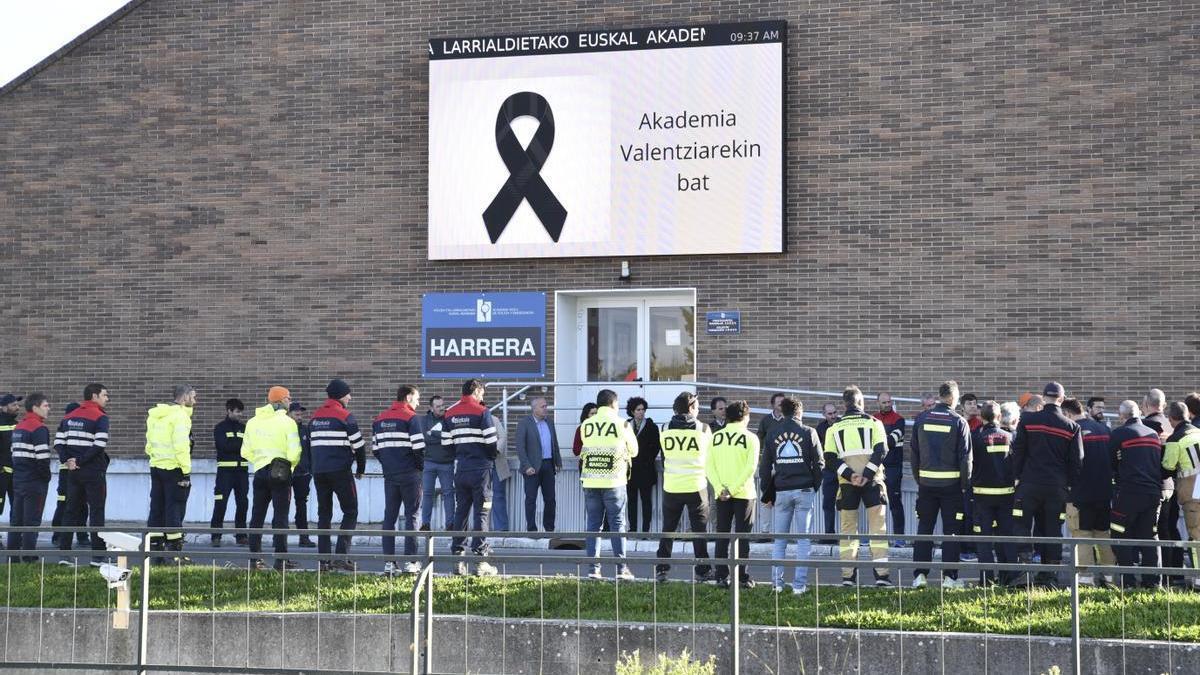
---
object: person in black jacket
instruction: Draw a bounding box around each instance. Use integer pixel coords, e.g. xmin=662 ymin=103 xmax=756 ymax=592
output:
xmin=970 ymin=401 xmax=1016 ymax=586
xmin=1108 ymin=400 xmax=1165 ymax=589
xmin=6 ymin=394 xmax=52 ymax=559
xmin=287 ymin=402 xmax=315 ymax=548
xmin=815 ymin=403 xmax=841 ymax=544
xmin=1010 ymin=382 xmax=1084 ymax=587
xmin=1062 ymin=398 xmax=1115 ymax=586
xmin=1141 ymin=388 xmax=1181 ymax=581
xmin=910 ymin=381 xmax=972 ymax=589
xmin=0 ymin=394 xmax=20 ymax=527
xmin=760 ymin=396 xmax=822 ymax=593
xmin=210 ymin=398 xmax=249 ymax=547
xmin=625 ymin=397 xmax=660 ymax=533
xmin=49 ymin=402 xmax=88 ymax=547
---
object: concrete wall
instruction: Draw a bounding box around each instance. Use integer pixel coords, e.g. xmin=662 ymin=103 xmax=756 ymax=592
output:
xmin=0 ymin=608 xmax=1195 ymax=674
xmin=1 ymin=0 xmax=1198 ymax=460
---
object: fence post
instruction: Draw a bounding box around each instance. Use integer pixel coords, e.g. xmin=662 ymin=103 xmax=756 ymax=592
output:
xmin=425 ymin=534 xmax=435 ymax=674
xmin=137 ymin=533 xmax=153 ymax=675
xmin=729 ymin=532 xmax=740 ymax=675
xmin=1070 ymin=555 xmax=1081 ymax=675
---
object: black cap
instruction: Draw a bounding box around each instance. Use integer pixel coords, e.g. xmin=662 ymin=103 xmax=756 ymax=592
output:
xmin=1043 ymin=382 xmax=1065 ymax=397
xmin=288 ymin=402 xmax=306 ymax=412
xmin=0 ymin=394 xmax=23 ymax=407
xmin=326 ymin=379 xmax=351 ymax=400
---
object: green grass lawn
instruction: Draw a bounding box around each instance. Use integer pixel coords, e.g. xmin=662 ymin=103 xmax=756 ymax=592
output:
xmin=2 ymin=563 xmax=1197 ymax=642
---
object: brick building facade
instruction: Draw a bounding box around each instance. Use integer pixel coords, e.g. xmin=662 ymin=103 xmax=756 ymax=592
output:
xmin=2 ymin=0 xmax=1197 ymax=457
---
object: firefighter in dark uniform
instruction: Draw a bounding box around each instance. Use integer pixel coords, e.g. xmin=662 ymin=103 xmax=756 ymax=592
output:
xmin=6 ymin=394 xmax=53 ymax=558
xmin=0 ymin=393 xmax=19 ymax=534
xmin=910 ymin=381 xmax=972 ymax=589
xmin=1010 ymin=382 xmax=1083 ymax=588
xmin=970 ymin=401 xmax=1016 ymax=586
xmin=288 ymin=402 xmax=315 ymax=548
xmin=1108 ymin=400 xmax=1165 ymax=589
xmin=50 ymin=402 xmax=87 ymax=547
xmin=1063 ymin=398 xmax=1116 ymax=587
xmin=446 ymin=379 xmax=500 ymax=577
xmin=210 ymin=398 xmax=249 ymax=546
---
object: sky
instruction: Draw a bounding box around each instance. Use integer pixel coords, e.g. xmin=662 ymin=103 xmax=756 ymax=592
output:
xmin=0 ymin=0 xmax=129 ymax=88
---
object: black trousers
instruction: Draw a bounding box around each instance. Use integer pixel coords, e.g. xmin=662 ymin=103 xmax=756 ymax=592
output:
xmin=147 ymin=467 xmax=189 ymax=548
xmin=6 ymin=480 xmax=48 ymax=553
xmin=1158 ymin=492 xmax=1183 ymax=581
xmin=452 ymin=467 xmax=492 ymax=555
xmin=382 ymin=472 xmax=422 ymax=557
xmin=1111 ymin=491 xmax=1161 ymax=587
xmin=883 ymin=469 xmax=905 ymax=536
xmin=523 ymin=459 xmax=557 ymax=532
xmin=626 ymin=481 xmax=654 ymax=532
xmin=210 ymin=467 xmax=249 ymax=533
xmin=714 ymin=497 xmax=755 ymax=581
xmin=59 ymin=470 xmax=106 ymax=553
xmin=655 ymin=490 xmax=711 ymax=574
xmin=913 ymin=486 xmax=963 ymax=578
xmin=315 ymin=469 xmax=358 ymax=556
xmin=821 ymin=470 xmax=838 ymax=539
xmin=50 ymin=468 xmax=88 ymax=544
xmin=292 ymin=473 xmax=311 ymax=532
xmin=0 ymin=467 xmax=11 ymax=516
xmin=249 ymin=469 xmax=291 ymax=554
xmin=973 ymin=493 xmax=1016 ymax=581
xmin=1014 ymin=482 xmax=1067 ymax=565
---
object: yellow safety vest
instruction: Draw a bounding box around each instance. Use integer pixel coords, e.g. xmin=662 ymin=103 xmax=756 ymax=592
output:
xmin=823 ymin=412 xmax=887 ymax=484
xmin=706 ymin=421 xmax=760 ymax=500
xmin=661 ymin=420 xmax=711 ymax=494
xmin=241 ymin=404 xmax=302 ymax=472
xmin=1164 ymin=426 xmax=1200 ymax=478
xmin=144 ymin=403 xmax=193 ymax=474
xmin=579 ymin=407 xmax=638 ymax=489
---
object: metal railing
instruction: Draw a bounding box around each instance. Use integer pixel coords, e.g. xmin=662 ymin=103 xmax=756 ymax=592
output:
xmin=1 ymin=525 xmax=1198 ymax=674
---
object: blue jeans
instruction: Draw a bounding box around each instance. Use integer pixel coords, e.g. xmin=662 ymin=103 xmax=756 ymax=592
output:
xmin=584 ymin=486 xmax=627 ymax=572
xmin=489 ymin=467 xmax=509 ymax=532
xmin=772 ymin=489 xmax=816 ymax=587
xmin=421 ymin=461 xmax=455 ymax=529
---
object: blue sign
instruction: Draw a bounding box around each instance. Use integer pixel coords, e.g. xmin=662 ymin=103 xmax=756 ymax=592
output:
xmin=422 ymin=292 xmax=546 ymax=378
xmin=705 ymin=311 xmax=741 ymax=335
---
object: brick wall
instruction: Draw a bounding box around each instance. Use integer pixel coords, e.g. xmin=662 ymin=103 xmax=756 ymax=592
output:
xmin=1 ymin=0 xmax=1197 ymax=455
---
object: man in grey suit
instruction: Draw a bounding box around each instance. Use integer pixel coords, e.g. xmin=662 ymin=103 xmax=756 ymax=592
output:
xmin=516 ymin=397 xmax=562 ymax=532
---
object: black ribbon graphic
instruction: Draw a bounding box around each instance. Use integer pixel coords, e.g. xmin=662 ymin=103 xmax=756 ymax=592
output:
xmin=482 ymin=92 xmax=567 ymax=243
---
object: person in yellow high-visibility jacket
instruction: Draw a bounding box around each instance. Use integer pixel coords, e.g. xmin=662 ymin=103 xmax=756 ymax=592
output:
xmin=707 ymin=400 xmax=760 ymax=589
xmin=579 ymin=388 xmax=639 ymax=581
xmin=241 ymin=386 xmax=303 ymax=571
xmin=145 ymin=384 xmax=196 ymax=561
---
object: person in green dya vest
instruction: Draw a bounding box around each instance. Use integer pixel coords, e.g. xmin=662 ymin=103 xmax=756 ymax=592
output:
xmin=655 ymin=391 xmax=715 ymax=583
xmin=579 ymin=389 xmax=639 ymax=581
xmin=707 ymin=400 xmax=760 ymax=589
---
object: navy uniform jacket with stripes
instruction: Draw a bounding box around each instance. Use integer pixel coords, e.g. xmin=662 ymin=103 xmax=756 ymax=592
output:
xmin=970 ymin=423 xmax=1014 ymax=496
xmin=911 ymin=403 xmax=972 ymax=490
xmin=1108 ymin=417 xmax=1163 ymax=498
xmin=1010 ymin=403 xmax=1083 ymax=489
xmin=442 ymin=395 xmax=498 ymax=473
xmin=372 ymin=401 xmax=426 ymax=477
xmin=0 ymin=411 xmax=15 ymax=474
xmin=309 ymin=399 xmax=366 ymax=475
xmin=1071 ymin=417 xmax=1113 ymax=504
xmin=213 ymin=418 xmax=247 ymax=469
xmin=12 ymin=413 xmax=52 ymax=486
xmin=54 ymin=400 xmax=110 ymax=476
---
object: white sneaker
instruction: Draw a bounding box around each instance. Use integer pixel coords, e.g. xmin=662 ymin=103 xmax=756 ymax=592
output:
xmin=475 ymin=561 xmax=498 ymax=577
xmin=773 ymin=583 xmax=785 ymax=593
xmin=943 ymin=577 xmax=965 ymax=590
xmin=912 ymin=573 xmax=928 ymax=589
xmin=382 ymin=562 xmax=397 ymax=577
xmin=1078 ymin=575 xmax=1095 ymax=586
xmin=454 ymin=561 xmax=469 ymax=576
xmin=616 ymin=567 xmax=636 ymax=582
xmin=586 ymin=566 xmax=604 ymax=580
xmin=792 ymin=585 xmax=809 ymax=595
xmin=404 ymin=562 xmax=422 ymax=575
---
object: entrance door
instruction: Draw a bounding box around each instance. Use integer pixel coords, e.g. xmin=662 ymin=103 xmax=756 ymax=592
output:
xmin=576 ymin=293 xmax=696 ymax=421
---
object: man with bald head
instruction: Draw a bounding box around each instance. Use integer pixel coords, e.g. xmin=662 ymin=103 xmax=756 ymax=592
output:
xmin=1141 ymin=388 xmax=1180 ymax=583
xmin=516 ymin=396 xmax=561 ymax=532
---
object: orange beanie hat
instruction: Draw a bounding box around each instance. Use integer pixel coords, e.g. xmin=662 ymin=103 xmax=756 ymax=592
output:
xmin=268 ymin=386 xmax=290 ymax=403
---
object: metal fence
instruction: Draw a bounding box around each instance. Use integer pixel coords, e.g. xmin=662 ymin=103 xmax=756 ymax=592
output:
xmin=1 ymin=525 xmax=1198 ymax=675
